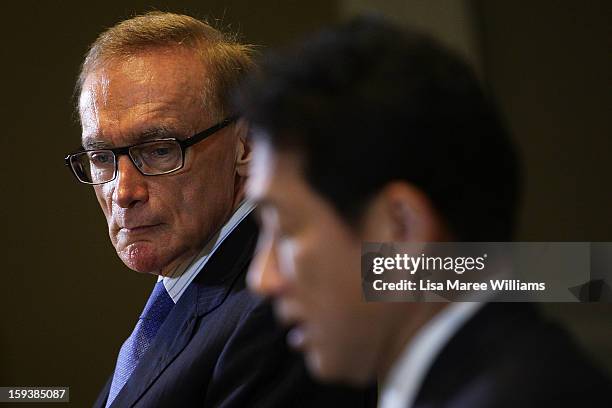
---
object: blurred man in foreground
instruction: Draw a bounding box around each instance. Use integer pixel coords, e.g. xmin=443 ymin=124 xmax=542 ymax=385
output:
xmin=66 ymin=11 xmax=372 ymax=407
xmin=239 ymin=17 xmax=610 ymax=407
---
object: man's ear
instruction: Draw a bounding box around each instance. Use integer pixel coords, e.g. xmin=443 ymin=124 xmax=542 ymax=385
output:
xmin=234 ymin=119 xmax=252 ymax=177
xmin=360 ymin=181 xmax=449 ymax=242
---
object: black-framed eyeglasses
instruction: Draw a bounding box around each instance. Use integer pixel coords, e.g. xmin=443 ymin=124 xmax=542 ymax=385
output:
xmin=65 ymin=116 xmax=238 ymax=185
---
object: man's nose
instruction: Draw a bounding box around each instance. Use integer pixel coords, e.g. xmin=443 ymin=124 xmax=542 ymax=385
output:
xmin=247 ymin=235 xmax=286 ymax=297
xmin=112 ymin=155 xmax=149 ymax=208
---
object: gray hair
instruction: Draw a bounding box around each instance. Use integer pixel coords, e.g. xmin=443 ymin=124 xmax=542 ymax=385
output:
xmin=76 ymin=11 xmax=256 ymax=119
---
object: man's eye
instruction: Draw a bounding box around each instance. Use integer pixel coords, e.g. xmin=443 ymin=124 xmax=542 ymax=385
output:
xmin=275 ymin=223 xmax=296 ymax=243
xmin=90 ymin=152 xmax=113 ymax=164
xmin=142 ymin=144 xmax=176 ymax=160
xmin=276 ymin=232 xmax=292 ymax=245
xmin=152 ymin=147 xmax=170 ymax=157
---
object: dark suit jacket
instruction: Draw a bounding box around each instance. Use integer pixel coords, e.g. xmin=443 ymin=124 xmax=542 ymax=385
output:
xmin=413 ymin=303 xmax=611 ymax=408
xmin=94 ymin=215 xmax=373 ymax=407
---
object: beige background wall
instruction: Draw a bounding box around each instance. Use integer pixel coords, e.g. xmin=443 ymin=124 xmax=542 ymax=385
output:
xmin=340 ymin=0 xmax=482 ymax=72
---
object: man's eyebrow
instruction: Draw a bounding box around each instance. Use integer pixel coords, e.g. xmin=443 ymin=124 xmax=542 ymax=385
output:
xmin=82 ymin=126 xmax=178 ymax=149
xmin=81 ymin=139 xmax=110 ymax=149
xmin=136 ymin=126 xmax=178 ymax=141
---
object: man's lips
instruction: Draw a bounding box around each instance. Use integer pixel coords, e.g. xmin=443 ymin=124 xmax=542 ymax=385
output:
xmin=274 ymin=303 xmax=309 ymax=350
xmin=120 ymin=223 xmax=162 ymax=233
xmin=287 ymin=324 xmax=308 ymax=350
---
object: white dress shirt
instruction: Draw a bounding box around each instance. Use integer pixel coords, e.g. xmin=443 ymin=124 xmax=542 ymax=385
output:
xmin=379 ymin=302 xmax=484 ymax=408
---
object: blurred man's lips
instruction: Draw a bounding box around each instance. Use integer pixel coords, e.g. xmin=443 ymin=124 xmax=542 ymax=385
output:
xmin=273 ymin=303 xmax=309 ymax=350
xmin=287 ymin=324 xmax=307 ymax=350
xmin=278 ymin=314 xmax=308 ymax=350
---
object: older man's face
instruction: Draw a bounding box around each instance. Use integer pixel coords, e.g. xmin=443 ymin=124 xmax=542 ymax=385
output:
xmin=79 ymin=47 xmax=241 ymax=275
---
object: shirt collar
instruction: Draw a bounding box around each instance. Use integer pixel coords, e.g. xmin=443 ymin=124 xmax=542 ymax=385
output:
xmin=379 ymin=301 xmax=484 ymax=408
xmin=157 ymin=200 xmax=256 ymax=303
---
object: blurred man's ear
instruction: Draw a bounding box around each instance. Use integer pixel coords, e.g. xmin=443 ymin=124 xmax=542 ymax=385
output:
xmin=360 ymin=181 xmax=450 ymax=242
xmin=235 ymin=119 xmax=252 ymax=177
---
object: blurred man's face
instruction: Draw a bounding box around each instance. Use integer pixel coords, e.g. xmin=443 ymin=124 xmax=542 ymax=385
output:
xmin=246 ymin=139 xmax=391 ymax=384
xmin=79 ymin=48 xmax=241 ymax=275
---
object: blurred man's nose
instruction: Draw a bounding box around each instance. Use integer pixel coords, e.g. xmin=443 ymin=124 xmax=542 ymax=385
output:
xmin=247 ymin=235 xmax=286 ymax=297
xmin=113 ymin=155 xmax=149 ymax=208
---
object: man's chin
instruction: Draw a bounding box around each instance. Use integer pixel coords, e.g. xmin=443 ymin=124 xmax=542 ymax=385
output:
xmin=118 ymin=242 xmax=163 ymax=274
xmin=306 ymin=349 xmax=341 ymax=382
xmin=306 ymin=348 xmax=371 ymax=386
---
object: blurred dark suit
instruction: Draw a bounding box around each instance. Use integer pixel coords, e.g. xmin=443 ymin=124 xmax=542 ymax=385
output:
xmin=414 ymin=303 xmax=610 ymax=407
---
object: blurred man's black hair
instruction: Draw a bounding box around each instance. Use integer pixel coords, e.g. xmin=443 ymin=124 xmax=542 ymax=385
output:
xmin=238 ymin=16 xmax=521 ymax=241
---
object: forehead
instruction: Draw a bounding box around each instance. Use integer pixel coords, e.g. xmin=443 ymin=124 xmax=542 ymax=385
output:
xmin=79 ymin=47 xmax=209 ymax=141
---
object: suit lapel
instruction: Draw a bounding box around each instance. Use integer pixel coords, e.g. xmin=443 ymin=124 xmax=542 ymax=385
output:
xmin=194 ymin=215 xmax=258 ymax=318
xmin=413 ymin=303 xmax=539 ymax=407
xmin=93 ymin=376 xmax=112 ymax=408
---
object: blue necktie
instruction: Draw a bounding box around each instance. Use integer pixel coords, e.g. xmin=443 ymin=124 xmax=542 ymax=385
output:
xmin=106 ymin=281 xmax=175 ymax=407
